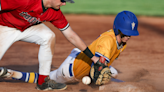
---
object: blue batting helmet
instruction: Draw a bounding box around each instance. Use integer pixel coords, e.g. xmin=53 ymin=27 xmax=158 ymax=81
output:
xmin=113 ymin=11 xmax=139 ymax=36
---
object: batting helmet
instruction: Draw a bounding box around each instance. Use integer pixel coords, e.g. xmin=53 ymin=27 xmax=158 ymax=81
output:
xmin=113 ymin=11 xmax=139 ymax=36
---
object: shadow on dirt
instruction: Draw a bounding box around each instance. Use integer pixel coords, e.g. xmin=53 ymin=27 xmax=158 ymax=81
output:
xmin=139 ymin=21 xmax=164 ymax=37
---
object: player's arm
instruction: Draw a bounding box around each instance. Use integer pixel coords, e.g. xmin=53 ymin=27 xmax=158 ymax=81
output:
xmin=61 ymin=26 xmax=87 ymax=51
xmin=52 ymin=10 xmax=99 ymax=63
xmin=93 ymin=36 xmax=115 ymax=65
xmin=61 ymin=26 xmax=99 ymax=63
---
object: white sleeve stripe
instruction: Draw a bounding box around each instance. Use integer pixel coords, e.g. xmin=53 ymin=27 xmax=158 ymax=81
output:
xmin=95 ymin=52 xmax=110 ymax=63
xmin=59 ymin=23 xmax=70 ymax=31
xmin=0 ymin=4 xmax=1 ymax=11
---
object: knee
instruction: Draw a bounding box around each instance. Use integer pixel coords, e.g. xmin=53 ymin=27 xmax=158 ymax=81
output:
xmin=44 ymin=32 xmax=55 ymax=41
xmin=41 ymin=32 xmax=56 ymax=45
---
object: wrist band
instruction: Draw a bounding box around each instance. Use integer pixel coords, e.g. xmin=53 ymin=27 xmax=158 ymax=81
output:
xmin=83 ymin=47 xmax=94 ymax=58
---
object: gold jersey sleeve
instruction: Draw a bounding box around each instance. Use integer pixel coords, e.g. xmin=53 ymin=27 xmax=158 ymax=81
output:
xmin=90 ymin=31 xmax=116 ymax=62
xmin=73 ymin=29 xmax=127 ymax=79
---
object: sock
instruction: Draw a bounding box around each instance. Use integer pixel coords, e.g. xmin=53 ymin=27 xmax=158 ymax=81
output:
xmin=12 ymin=72 xmax=39 ymax=83
xmin=37 ymin=75 xmax=48 ymax=85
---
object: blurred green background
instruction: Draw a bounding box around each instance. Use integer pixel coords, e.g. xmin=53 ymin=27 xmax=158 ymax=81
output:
xmin=61 ymin=0 xmax=164 ymax=16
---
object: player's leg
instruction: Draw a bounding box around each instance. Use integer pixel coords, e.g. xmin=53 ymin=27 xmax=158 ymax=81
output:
xmin=0 ymin=67 xmax=14 ymax=78
xmin=15 ymin=23 xmax=66 ymax=90
xmin=49 ymin=48 xmax=81 ymax=83
xmin=0 ymin=25 xmax=22 ymax=60
xmin=0 ymin=48 xmax=81 ymax=84
xmin=0 ymin=24 xmax=53 ymax=78
xmin=0 ymin=67 xmax=38 ymax=83
xmin=18 ymin=23 xmax=55 ymax=76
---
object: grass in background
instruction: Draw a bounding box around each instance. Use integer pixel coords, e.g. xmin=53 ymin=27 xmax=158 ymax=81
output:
xmin=60 ymin=0 xmax=164 ymax=16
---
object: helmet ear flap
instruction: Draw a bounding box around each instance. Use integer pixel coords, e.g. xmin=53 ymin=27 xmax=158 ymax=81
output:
xmin=118 ymin=30 xmax=124 ymax=38
xmin=113 ymin=25 xmax=119 ymax=35
xmin=118 ymin=30 xmax=121 ymax=34
xmin=113 ymin=25 xmax=122 ymax=36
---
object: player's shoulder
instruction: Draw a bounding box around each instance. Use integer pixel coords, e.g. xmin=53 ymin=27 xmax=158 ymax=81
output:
xmin=14 ymin=0 xmax=30 ymax=4
xmin=1 ymin=0 xmax=30 ymax=6
xmin=13 ymin=0 xmax=37 ymax=8
xmin=26 ymin=0 xmax=42 ymax=6
xmin=103 ymin=29 xmax=115 ymax=35
xmin=99 ymin=29 xmax=116 ymax=40
xmin=95 ymin=29 xmax=117 ymax=46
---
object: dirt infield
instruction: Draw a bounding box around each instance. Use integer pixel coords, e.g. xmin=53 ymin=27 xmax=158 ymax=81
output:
xmin=0 ymin=14 xmax=164 ymax=92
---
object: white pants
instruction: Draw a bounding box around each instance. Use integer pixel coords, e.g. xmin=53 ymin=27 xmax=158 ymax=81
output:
xmin=49 ymin=48 xmax=81 ymax=83
xmin=0 ymin=23 xmax=55 ymax=75
xmin=49 ymin=48 xmax=118 ymax=83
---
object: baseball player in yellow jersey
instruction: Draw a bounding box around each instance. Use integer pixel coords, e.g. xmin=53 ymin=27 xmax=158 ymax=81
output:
xmin=0 ymin=10 xmax=139 ymax=84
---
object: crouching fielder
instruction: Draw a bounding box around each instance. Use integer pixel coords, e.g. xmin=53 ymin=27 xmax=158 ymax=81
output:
xmin=0 ymin=10 xmax=139 ymax=84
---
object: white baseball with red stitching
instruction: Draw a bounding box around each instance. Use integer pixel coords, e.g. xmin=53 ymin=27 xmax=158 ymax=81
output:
xmin=82 ymin=76 xmax=91 ymax=85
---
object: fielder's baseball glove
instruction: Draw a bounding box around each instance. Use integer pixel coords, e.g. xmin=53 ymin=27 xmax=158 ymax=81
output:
xmin=90 ymin=57 xmax=112 ymax=85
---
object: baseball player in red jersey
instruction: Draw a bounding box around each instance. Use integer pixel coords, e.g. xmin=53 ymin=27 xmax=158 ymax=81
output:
xmin=0 ymin=11 xmax=139 ymax=86
xmin=0 ymin=0 xmax=100 ymax=90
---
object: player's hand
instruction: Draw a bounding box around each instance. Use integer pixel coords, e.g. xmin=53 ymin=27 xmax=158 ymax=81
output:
xmin=91 ymin=56 xmax=101 ymax=64
xmin=90 ymin=56 xmax=111 ymax=85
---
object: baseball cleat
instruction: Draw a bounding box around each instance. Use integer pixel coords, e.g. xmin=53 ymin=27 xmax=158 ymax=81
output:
xmin=36 ymin=76 xmax=67 ymax=91
xmin=0 ymin=67 xmax=13 ymax=78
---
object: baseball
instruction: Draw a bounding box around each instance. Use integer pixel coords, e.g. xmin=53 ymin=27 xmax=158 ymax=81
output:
xmin=82 ymin=76 xmax=91 ymax=85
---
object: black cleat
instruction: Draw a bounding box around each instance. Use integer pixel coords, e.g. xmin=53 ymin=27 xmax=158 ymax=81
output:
xmin=36 ymin=76 xmax=67 ymax=90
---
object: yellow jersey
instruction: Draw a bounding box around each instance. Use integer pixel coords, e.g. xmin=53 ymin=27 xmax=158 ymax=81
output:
xmin=73 ymin=29 xmax=127 ymax=79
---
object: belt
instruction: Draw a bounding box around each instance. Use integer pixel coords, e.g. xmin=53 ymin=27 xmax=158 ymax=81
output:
xmin=69 ymin=63 xmax=73 ymax=77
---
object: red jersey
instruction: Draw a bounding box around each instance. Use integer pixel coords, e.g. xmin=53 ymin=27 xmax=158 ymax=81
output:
xmin=0 ymin=0 xmax=68 ymax=31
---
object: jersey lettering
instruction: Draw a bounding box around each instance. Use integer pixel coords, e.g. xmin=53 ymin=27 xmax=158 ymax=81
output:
xmin=19 ymin=12 xmax=40 ymax=24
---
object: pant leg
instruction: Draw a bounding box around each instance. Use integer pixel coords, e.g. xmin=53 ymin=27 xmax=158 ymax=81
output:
xmin=15 ymin=23 xmax=56 ymax=75
xmin=0 ymin=25 xmax=22 ymax=60
xmin=49 ymin=48 xmax=81 ymax=83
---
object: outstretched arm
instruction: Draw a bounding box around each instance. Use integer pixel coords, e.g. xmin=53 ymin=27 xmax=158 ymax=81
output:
xmin=61 ymin=26 xmax=87 ymax=51
xmin=61 ymin=26 xmax=99 ymax=63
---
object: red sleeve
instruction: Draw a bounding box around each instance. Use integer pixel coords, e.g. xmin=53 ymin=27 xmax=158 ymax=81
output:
xmin=51 ymin=9 xmax=69 ymax=31
xmin=1 ymin=0 xmax=29 ymax=10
